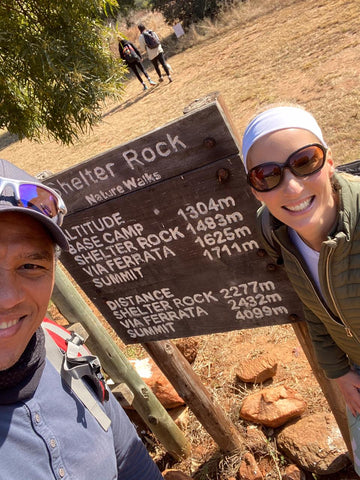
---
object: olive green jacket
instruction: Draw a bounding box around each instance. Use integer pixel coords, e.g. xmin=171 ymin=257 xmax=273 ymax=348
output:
xmin=257 ymin=172 xmax=360 ymax=379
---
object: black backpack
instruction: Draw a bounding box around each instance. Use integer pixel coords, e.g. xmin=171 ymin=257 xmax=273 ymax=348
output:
xmin=121 ymin=43 xmax=140 ymax=63
xmin=143 ymin=30 xmax=160 ymax=49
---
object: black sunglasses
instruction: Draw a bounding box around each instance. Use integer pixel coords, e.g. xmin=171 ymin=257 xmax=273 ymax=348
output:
xmin=247 ymin=143 xmax=327 ymax=192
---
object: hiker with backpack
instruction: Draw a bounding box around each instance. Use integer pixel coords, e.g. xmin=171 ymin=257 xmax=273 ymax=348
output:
xmin=119 ymin=38 xmax=156 ymax=91
xmin=242 ymin=105 xmax=360 ymax=475
xmin=0 ymin=158 xmax=163 ymax=480
xmin=138 ymin=23 xmax=173 ymax=83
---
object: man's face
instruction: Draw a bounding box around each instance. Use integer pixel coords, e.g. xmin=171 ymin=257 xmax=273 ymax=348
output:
xmin=247 ymin=128 xmax=336 ymax=249
xmin=0 ymin=212 xmax=55 ymax=370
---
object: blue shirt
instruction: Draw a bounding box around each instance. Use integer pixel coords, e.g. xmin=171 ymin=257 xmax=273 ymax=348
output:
xmin=0 ymin=360 xmax=163 ymax=480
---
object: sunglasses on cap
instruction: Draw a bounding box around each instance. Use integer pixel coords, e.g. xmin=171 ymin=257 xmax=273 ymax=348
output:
xmin=0 ymin=176 xmax=67 ymax=225
xmin=247 ymin=143 xmax=327 ymax=192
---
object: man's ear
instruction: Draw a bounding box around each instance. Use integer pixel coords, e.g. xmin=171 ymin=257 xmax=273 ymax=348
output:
xmin=326 ymin=147 xmax=335 ymax=177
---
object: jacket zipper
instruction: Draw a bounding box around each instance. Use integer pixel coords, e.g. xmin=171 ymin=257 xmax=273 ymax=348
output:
xmin=325 ymin=247 xmax=360 ymax=343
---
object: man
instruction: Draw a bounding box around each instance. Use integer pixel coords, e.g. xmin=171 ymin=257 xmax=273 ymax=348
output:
xmin=0 ymin=158 xmax=163 ymax=480
xmin=138 ymin=23 xmax=173 ymax=83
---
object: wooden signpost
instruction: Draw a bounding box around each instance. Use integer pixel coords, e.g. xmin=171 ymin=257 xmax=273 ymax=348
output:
xmin=45 ymin=93 xmax=351 ymax=455
xmin=45 ymin=96 xmax=305 ymax=345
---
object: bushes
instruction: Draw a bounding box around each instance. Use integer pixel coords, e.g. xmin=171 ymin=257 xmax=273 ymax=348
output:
xmin=148 ymin=0 xmax=236 ymax=28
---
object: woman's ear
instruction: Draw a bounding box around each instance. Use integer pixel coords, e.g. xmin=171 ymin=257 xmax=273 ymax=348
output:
xmin=326 ymin=147 xmax=335 ymax=177
xmin=251 ymin=187 xmax=263 ymax=202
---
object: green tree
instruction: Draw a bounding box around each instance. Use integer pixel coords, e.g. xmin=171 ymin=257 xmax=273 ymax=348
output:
xmin=0 ymin=0 xmax=127 ymax=144
xmin=104 ymin=0 xmax=136 ymax=22
xmin=148 ymin=0 xmax=234 ymax=28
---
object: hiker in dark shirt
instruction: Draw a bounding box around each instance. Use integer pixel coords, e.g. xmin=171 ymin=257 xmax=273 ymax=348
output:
xmin=119 ymin=38 xmax=156 ymax=91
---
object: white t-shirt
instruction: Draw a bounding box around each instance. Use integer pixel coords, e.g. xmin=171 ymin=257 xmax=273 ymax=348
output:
xmin=138 ymin=32 xmax=163 ymax=60
xmin=289 ymin=228 xmax=321 ymax=291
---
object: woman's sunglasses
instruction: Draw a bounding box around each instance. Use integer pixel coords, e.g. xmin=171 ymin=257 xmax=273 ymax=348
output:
xmin=247 ymin=143 xmax=327 ymax=192
xmin=0 ymin=177 xmax=67 ymax=225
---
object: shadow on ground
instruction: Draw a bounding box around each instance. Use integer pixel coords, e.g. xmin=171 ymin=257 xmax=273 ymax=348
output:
xmin=0 ymin=132 xmax=19 ymax=151
xmin=102 ymin=81 xmax=160 ymax=118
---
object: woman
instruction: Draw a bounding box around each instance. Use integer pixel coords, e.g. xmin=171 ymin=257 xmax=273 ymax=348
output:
xmin=242 ymin=105 xmax=360 ymax=474
xmin=118 ymin=38 xmax=156 ymax=91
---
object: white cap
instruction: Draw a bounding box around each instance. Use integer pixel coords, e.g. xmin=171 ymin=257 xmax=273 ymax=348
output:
xmin=0 ymin=159 xmax=68 ymax=250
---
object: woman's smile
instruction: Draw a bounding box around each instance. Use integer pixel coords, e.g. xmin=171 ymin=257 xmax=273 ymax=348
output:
xmin=283 ymin=195 xmax=314 ymax=213
xmin=247 ymin=128 xmax=337 ymax=251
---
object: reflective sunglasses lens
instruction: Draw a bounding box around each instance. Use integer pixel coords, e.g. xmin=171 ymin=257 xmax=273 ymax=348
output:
xmin=249 ymin=164 xmax=282 ymax=191
xmin=289 ymin=145 xmax=325 ymax=176
xmin=18 ymin=184 xmax=59 ymax=218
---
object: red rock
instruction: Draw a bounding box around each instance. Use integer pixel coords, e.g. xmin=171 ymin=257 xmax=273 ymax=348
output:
xmin=277 ymin=413 xmax=349 ymax=474
xmin=283 ymin=463 xmax=306 ymax=479
xmin=239 ymin=385 xmax=306 ymax=428
xmin=238 ymin=452 xmax=263 ymax=479
xmin=236 ymin=354 xmax=277 ymax=383
xmin=129 ymin=357 xmax=185 ymax=409
xmin=175 ymin=338 xmax=199 ymax=364
xmin=245 ymin=425 xmax=268 ymax=454
xmin=162 ymin=469 xmax=193 ymax=479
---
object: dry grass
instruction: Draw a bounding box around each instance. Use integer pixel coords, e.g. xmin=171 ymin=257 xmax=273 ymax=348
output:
xmin=2 ymin=0 xmax=360 ymax=175
xmin=165 ymin=325 xmax=321 ymax=479
xmin=3 ymin=0 xmax=360 ymax=477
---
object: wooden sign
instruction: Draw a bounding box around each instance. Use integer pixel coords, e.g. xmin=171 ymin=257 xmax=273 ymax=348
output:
xmin=45 ymin=97 xmax=304 ymax=344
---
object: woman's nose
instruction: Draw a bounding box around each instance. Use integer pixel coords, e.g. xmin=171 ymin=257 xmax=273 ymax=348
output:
xmin=282 ymin=168 xmax=304 ymax=194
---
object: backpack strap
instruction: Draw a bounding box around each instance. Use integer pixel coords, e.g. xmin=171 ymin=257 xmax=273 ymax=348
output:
xmin=43 ymin=320 xmax=89 ymax=356
xmin=42 ymin=323 xmax=111 ymax=431
xmin=43 ymin=320 xmax=102 ymax=380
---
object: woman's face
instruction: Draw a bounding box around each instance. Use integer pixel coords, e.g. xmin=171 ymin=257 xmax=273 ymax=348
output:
xmin=246 ymin=128 xmax=337 ymax=248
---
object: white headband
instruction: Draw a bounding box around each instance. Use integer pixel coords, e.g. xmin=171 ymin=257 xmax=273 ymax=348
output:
xmin=241 ymin=106 xmax=327 ymax=172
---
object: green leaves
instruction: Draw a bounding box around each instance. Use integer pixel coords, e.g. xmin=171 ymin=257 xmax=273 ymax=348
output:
xmin=0 ymin=0 xmax=127 ymax=144
xmin=148 ymin=0 xmax=233 ymax=28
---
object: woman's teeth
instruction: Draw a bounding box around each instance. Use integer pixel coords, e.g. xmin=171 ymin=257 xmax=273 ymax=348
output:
xmin=285 ymin=197 xmax=312 ymax=212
